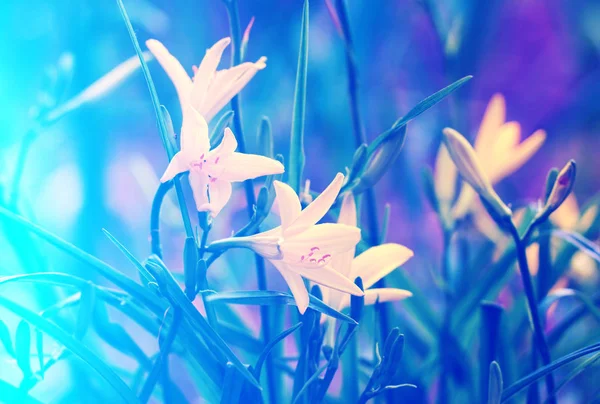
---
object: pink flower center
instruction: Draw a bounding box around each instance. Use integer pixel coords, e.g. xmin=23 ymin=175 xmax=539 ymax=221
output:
xmin=299 ymin=246 xmax=331 ymax=266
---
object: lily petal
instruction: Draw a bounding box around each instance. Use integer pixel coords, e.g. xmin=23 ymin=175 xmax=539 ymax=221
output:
xmin=434 ymin=144 xmax=458 ymax=205
xmin=160 ymin=152 xmax=189 ymax=182
xmin=339 ymin=288 xmax=413 ymax=309
xmin=217 ymin=152 xmax=285 ymax=182
xmin=288 ymin=263 xmax=364 ymax=296
xmin=282 ymin=223 xmax=361 ymax=264
xmin=205 ymin=178 xmax=233 ymax=218
xmin=351 ymin=243 xmax=414 ymax=289
xmin=286 ymin=173 xmax=345 ymax=236
xmin=146 ymin=39 xmax=192 ymax=114
xmin=474 ymin=93 xmax=505 ymax=153
xmin=201 ymin=57 xmax=267 ymax=122
xmin=274 ymin=181 xmax=302 ymax=231
xmin=272 ymin=261 xmax=309 ymax=314
xmin=211 ymin=127 xmax=238 ymax=156
xmin=191 ymin=37 xmax=231 ymax=115
xmin=181 ymin=106 xmax=210 ymax=157
xmin=338 ymin=192 xmax=357 ymax=227
xmin=494 ymin=129 xmax=546 ymax=182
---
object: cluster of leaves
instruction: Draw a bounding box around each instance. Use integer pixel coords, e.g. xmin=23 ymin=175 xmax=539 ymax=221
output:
xmin=1 ymin=0 xmax=599 ymax=403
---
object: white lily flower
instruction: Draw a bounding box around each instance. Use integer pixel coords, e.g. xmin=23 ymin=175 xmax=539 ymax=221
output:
xmin=233 ymin=173 xmax=364 ymax=314
xmin=320 ymin=193 xmax=413 ymax=346
xmin=146 ymin=37 xmax=266 ymax=123
xmin=160 ymin=109 xmax=284 ymax=217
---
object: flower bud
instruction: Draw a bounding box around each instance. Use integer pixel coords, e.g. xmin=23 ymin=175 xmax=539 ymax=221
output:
xmin=534 ymin=160 xmax=576 ymax=225
xmin=442 ymin=128 xmax=512 ymax=220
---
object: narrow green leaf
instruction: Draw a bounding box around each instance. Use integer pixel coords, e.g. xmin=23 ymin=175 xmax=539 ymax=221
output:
xmin=145 ymin=255 xmax=262 ymax=389
xmin=116 ymin=0 xmax=194 ymax=238
xmin=211 ymin=110 xmax=235 ymax=148
xmin=16 ymin=320 xmax=33 ymax=378
xmin=367 ymin=75 xmax=473 ymax=154
xmin=288 ymin=0 xmax=309 ymax=193
xmin=254 ymin=322 xmax=303 ymax=378
xmin=75 ymin=283 xmax=96 ymax=340
xmin=102 ymin=228 xmax=156 ymax=287
xmin=257 ymin=116 xmax=274 ymax=158
xmin=0 ymin=207 xmax=163 ymax=315
xmin=0 ymin=320 xmax=15 ymax=357
xmin=207 ymin=291 xmax=357 ymax=324
xmin=488 ymin=361 xmax=503 ymax=404
xmin=0 ymin=297 xmax=138 ymax=403
xmin=550 ymin=352 xmax=600 ymax=399
xmin=501 ymin=342 xmax=600 ymax=401
xmin=550 ymin=229 xmax=600 ymax=263
xmin=160 ymin=105 xmax=178 ymax=153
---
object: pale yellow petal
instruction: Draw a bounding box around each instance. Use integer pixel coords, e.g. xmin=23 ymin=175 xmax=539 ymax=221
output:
xmin=493 ymin=129 xmax=546 ymax=183
xmin=288 ymin=263 xmax=363 ymax=296
xmin=146 ymin=39 xmax=192 ymax=114
xmin=273 ymin=181 xmax=301 ymax=231
xmin=216 ymin=153 xmax=284 ymax=183
xmin=434 ymin=144 xmax=458 ymax=204
xmin=272 ymin=261 xmax=309 ymax=314
xmin=180 ymin=106 xmax=210 ymax=158
xmin=191 ymin=37 xmax=231 ymax=115
xmin=286 ymin=173 xmax=345 ymax=236
xmin=337 ymin=192 xmax=357 ymax=227
xmin=474 ymin=93 xmax=506 ymax=153
xmin=160 ymin=152 xmax=189 ymax=182
xmin=350 ymin=243 xmax=414 ymax=289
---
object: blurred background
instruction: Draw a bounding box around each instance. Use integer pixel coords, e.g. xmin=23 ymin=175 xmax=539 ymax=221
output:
xmin=1 ymin=0 xmax=599 ymax=402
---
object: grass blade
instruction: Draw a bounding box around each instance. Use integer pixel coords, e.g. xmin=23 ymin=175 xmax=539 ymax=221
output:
xmin=0 ymin=296 xmax=138 ymax=403
xmin=16 ymin=321 xmax=33 ymax=379
xmin=254 ymin=322 xmax=303 ymax=378
xmin=288 ymin=0 xmax=309 ymax=193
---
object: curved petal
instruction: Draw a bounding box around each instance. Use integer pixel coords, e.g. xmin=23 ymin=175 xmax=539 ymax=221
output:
xmin=205 ymin=178 xmax=233 ymax=218
xmin=189 ymin=171 xmax=210 ymax=211
xmin=201 ymin=57 xmax=267 ymax=122
xmin=451 ymin=183 xmax=476 ymax=219
xmin=282 ymin=223 xmax=361 ymax=265
xmin=494 ymin=129 xmax=546 ymax=182
xmin=210 ymin=127 xmax=238 ymax=157
xmin=181 ymin=107 xmax=210 ymax=158
xmin=273 ymin=181 xmax=301 ymax=231
xmin=434 ymin=144 xmax=458 ymax=205
xmin=191 ymin=37 xmax=231 ymax=114
xmin=272 ymin=260 xmax=309 ymax=314
xmin=146 ymin=39 xmax=192 ymax=114
xmin=351 ymin=243 xmax=414 ymax=289
xmin=474 ymin=93 xmax=505 ymax=153
xmin=217 ymin=153 xmax=285 ymax=182
xmin=287 ymin=263 xmax=363 ymax=296
xmin=340 ymin=288 xmax=412 ymax=309
xmin=160 ymin=152 xmax=189 ymax=182
xmin=338 ymin=192 xmax=357 ymax=227
xmin=486 ymin=122 xmax=521 ymax=181
xmin=286 ymin=173 xmax=345 ymax=236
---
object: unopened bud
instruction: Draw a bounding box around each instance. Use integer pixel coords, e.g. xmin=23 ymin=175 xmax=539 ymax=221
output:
xmin=443 ymin=128 xmax=511 ymax=220
xmin=534 ymin=160 xmax=576 ymax=225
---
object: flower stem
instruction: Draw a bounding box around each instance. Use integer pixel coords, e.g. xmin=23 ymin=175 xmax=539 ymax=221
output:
xmin=335 ymin=0 xmax=389 ymax=345
xmin=438 ymin=228 xmax=452 ymax=404
xmin=508 ymin=222 xmax=556 ymax=404
xmin=222 ymin=1 xmax=275 ymax=400
xmin=150 ymin=181 xmax=174 ymax=259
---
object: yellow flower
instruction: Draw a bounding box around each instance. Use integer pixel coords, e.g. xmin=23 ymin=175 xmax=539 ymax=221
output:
xmin=435 ymin=94 xmax=546 ymax=220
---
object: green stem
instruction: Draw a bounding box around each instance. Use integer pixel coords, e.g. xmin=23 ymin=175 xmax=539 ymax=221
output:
xmin=335 ymin=0 xmax=388 ymax=345
xmin=508 ymin=223 xmax=556 ymax=404
xmin=222 ymin=1 xmax=274 ymax=400
xmin=150 ymin=181 xmax=173 ymax=259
